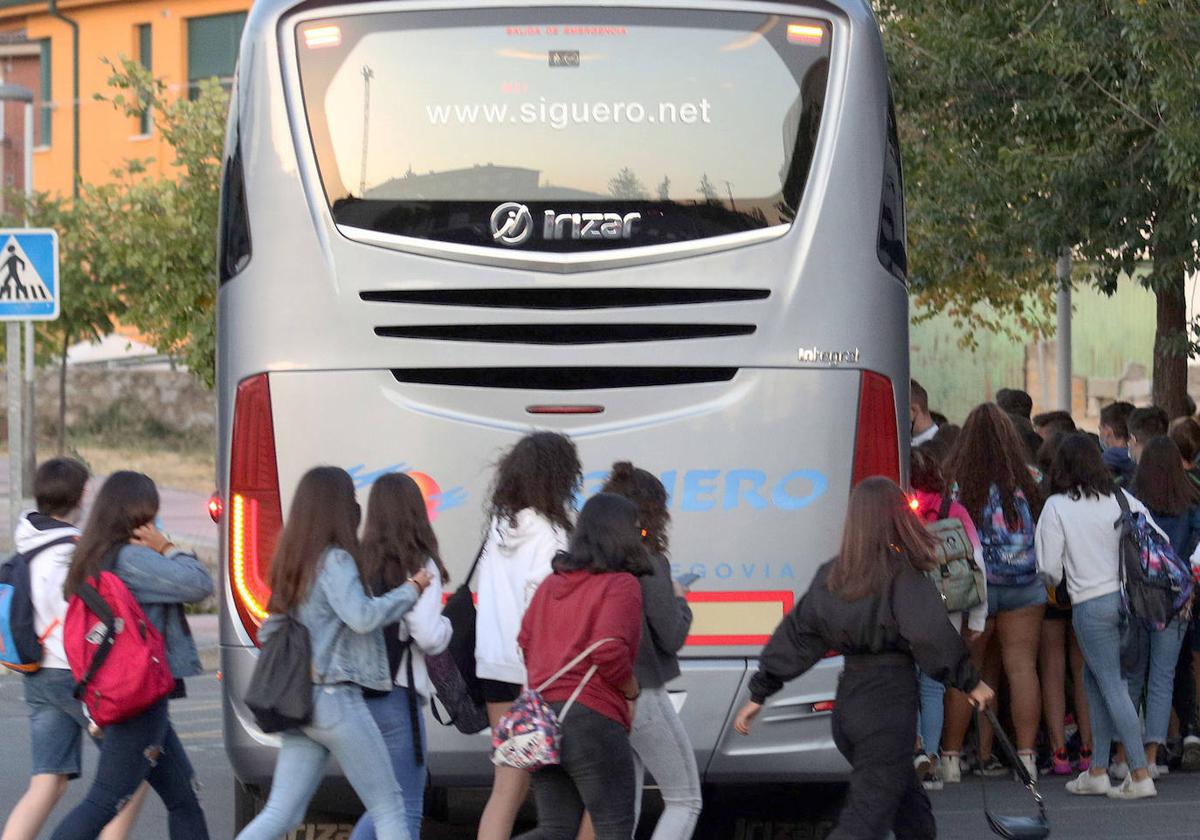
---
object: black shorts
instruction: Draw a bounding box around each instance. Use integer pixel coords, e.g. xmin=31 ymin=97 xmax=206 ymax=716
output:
xmin=479 ymin=678 xmax=522 ymax=704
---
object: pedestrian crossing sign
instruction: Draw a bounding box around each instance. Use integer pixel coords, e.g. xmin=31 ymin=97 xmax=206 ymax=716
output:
xmin=0 ymin=228 xmax=58 ymax=321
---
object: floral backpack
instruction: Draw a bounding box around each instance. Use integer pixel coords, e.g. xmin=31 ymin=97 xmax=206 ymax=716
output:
xmin=492 ymin=637 xmax=614 ymax=771
xmin=977 ymin=485 xmax=1037 ymax=585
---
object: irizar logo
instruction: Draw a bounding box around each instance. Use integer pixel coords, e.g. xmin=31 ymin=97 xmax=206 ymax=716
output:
xmin=489 ymin=202 xmax=641 ymax=247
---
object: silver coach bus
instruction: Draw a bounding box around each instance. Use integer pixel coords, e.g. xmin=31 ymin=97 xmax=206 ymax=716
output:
xmin=218 ymin=0 xmax=909 ymax=829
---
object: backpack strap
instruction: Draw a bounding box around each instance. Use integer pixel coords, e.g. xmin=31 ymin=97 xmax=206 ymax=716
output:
xmin=463 ymin=537 xmax=488 ymax=589
xmin=72 ymin=578 xmax=118 ymax=700
xmin=536 ymin=637 xmax=617 ymax=694
xmin=939 ymin=494 xmax=953 ymax=521
xmin=401 ymin=640 xmax=424 ymax=767
xmin=19 ymin=534 xmax=78 ymax=565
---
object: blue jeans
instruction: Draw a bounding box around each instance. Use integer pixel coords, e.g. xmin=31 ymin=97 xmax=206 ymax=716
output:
xmin=350 ymin=687 xmax=427 ymax=840
xmin=629 ymin=686 xmax=702 ymax=839
xmin=917 ymin=670 xmax=946 ymax=757
xmin=49 ymin=698 xmax=207 ymax=840
xmin=1126 ymin=621 xmax=1188 ymax=745
xmin=1072 ymin=593 xmax=1148 ymax=772
xmin=236 ymin=684 xmax=409 ymax=840
xmin=24 ymin=667 xmax=93 ymax=778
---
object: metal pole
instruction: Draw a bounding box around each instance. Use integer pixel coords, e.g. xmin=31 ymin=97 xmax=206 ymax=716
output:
xmin=21 ymin=102 xmax=33 ymax=496
xmin=1056 ymin=248 xmax=1073 ymax=413
xmin=7 ymin=322 xmax=22 ymax=540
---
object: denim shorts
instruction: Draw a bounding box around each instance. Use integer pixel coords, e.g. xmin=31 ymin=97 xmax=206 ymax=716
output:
xmin=987 ymin=580 xmax=1048 ymax=615
xmin=23 ymin=667 xmax=91 ymax=778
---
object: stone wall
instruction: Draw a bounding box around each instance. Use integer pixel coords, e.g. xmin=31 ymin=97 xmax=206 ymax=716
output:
xmin=0 ymin=367 xmax=214 ymax=437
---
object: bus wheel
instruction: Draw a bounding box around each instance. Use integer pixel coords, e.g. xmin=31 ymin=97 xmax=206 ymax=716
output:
xmin=234 ymin=780 xmax=264 ymax=832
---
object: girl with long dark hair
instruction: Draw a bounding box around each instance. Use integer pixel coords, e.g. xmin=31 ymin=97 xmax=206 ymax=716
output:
xmin=51 ymin=472 xmax=213 ymax=840
xmin=350 ymin=474 xmax=453 ymax=840
xmin=941 ymin=403 xmax=1044 ymax=779
xmin=514 ymin=493 xmax=648 ymax=840
xmin=1036 ymin=434 xmax=1163 ymax=799
xmin=236 ymin=467 xmax=430 ymax=840
xmin=476 ymin=432 xmax=582 ymax=840
xmin=735 ymin=478 xmax=992 ymax=838
xmin=1124 ymin=437 xmax=1200 ymax=775
xmin=600 ymin=462 xmax=700 ymax=838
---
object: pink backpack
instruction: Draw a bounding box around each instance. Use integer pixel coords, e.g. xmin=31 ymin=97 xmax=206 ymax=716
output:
xmin=492 ymin=638 xmax=614 ymax=771
xmin=64 ymin=570 xmax=175 ymax=726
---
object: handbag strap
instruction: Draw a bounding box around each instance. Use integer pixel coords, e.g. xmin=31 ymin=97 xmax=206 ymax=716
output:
xmin=939 ymin=494 xmax=953 ymax=521
xmin=463 ymin=536 xmax=488 ymax=589
xmin=536 ymin=637 xmax=617 ymax=694
xmin=972 ymin=707 xmax=1046 ymax=821
xmin=402 ymin=641 xmax=424 ymax=767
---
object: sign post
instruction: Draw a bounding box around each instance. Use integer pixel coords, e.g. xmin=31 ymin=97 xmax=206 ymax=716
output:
xmin=0 ymin=228 xmax=59 ymax=538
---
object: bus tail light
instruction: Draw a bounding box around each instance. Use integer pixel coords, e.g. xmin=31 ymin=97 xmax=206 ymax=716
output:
xmin=229 ymin=373 xmax=282 ymax=644
xmin=851 ymin=371 xmax=900 ymax=486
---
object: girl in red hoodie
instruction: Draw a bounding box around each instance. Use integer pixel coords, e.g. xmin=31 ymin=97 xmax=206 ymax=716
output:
xmin=516 ymin=493 xmax=648 ymax=840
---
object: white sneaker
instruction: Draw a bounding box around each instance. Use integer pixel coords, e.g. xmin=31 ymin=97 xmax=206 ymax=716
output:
xmin=1019 ymin=752 xmax=1038 ymax=780
xmin=1149 ymin=763 xmax=1169 ymax=780
xmin=1106 ymin=775 xmax=1157 ymax=800
xmin=940 ymin=753 xmax=962 ymax=784
xmin=1066 ymin=771 xmax=1112 ymax=796
xmin=1108 ymin=761 xmax=1130 ymax=780
xmin=914 ymin=753 xmax=932 ymax=778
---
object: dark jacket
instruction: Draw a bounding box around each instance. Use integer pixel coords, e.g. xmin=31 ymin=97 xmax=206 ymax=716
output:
xmin=1103 ymin=446 xmax=1137 ymax=487
xmin=635 ymin=553 xmax=693 ymax=688
xmin=748 ymin=560 xmax=980 ymax=704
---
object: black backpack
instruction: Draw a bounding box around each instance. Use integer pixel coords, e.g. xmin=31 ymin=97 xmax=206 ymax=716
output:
xmin=244 ymin=614 xmax=313 ymax=733
xmin=426 ymin=540 xmax=489 ymax=735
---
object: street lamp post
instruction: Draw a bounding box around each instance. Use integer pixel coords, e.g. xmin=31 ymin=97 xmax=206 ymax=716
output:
xmin=0 ymin=84 xmax=35 ymax=540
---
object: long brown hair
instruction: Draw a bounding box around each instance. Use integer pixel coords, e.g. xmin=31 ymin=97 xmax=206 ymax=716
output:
xmin=268 ymin=467 xmax=362 ymax=614
xmin=359 ymin=472 xmax=450 ymax=593
xmin=65 ymin=471 xmax=159 ymax=599
xmin=946 ymin=402 xmax=1042 ymax=526
xmin=489 ymin=431 xmax=581 ymax=533
xmin=601 ymin=461 xmax=670 ymax=555
xmin=827 ymin=477 xmax=938 ymax=601
xmin=1135 ymin=436 xmax=1200 ymax=517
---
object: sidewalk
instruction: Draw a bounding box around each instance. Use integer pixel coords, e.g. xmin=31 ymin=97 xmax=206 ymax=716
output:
xmin=0 ymin=458 xmax=217 ymax=553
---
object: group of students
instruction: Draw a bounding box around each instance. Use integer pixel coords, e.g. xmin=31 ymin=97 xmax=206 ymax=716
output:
xmin=907 ymin=383 xmax=1200 ymax=802
xmin=233 ymin=431 xmax=701 ymax=840
xmin=3 ymin=461 xmax=214 ymax=840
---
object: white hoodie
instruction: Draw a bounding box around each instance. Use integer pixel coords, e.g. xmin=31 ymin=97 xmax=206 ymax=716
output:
xmin=474 ymin=509 xmax=569 ymax=685
xmin=15 ymin=512 xmax=80 ymax=670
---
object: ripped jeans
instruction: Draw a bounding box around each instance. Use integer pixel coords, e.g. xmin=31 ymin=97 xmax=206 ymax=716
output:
xmin=50 ymin=698 xmax=208 ymax=840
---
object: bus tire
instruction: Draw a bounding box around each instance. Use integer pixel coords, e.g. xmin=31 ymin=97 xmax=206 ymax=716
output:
xmin=424 ymin=785 xmax=450 ymax=822
xmin=234 ymin=780 xmax=263 ymax=832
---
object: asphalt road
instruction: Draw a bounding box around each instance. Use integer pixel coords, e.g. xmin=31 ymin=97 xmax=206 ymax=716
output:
xmin=4 ymin=672 xmax=1200 ymax=839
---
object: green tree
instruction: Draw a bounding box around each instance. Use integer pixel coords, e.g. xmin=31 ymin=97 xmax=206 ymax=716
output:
xmin=881 ymin=0 xmax=1200 ymax=414
xmin=85 ymin=58 xmax=229 ymax=387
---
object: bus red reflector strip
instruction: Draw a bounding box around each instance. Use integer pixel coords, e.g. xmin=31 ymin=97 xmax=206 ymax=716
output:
xmin=811 ymin=700 xmax=835 ymax=713
xmin=684 ymin=590 xmax=795 ymax=646
xmin=525 ymin=405 xmax=605 ymax=415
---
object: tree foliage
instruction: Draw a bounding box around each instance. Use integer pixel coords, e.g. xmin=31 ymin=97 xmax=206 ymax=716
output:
xmin=881 ymin=0 xmax=1200 ymax=412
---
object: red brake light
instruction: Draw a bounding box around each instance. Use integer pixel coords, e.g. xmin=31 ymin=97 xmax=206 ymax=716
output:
xmin=228 ymin=373 xmax=282 ymax=643
xmin=208 ymin=493 xmax=223 ymax=523
xmin=852 ymin=371 xmax=900 ymax=486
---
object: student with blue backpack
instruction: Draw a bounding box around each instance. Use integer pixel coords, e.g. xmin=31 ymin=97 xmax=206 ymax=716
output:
xmin=1122 ymin=436 xmax=1200 ymax=776
xmin=1036 ymin=433 xmax=1167 ymax=800
xmin=1 ymin=459 xmax=144 ymax=840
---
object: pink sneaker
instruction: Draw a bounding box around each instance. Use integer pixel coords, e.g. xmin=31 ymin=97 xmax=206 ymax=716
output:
xmin=1078 ymin=748 xmax=1093 ymax=773
xmin=1052 ymin=748 xmax=1072 ymax=775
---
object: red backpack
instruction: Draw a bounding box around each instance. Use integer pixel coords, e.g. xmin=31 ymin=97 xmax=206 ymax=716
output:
xmin=64 ymin=569 xmax=175 ymax=726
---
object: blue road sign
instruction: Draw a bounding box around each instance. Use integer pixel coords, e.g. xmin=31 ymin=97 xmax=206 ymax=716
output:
xmin=0 ymin=228 xmax=58 ymax=321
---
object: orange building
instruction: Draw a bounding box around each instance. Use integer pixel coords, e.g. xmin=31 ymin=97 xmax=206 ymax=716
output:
xmin=0 ymin=0 xmax=249 ymax=198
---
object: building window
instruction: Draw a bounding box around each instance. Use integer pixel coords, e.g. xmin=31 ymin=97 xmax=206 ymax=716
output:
xmin=37 ymin=39 xmax=51 ymax=146
xmin=137 ymin=23 xmax=152 ymax=134
xmin=187 ymin=12 xmax=246 ymax=99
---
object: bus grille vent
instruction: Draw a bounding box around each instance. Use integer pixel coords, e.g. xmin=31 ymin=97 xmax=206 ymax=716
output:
xmin=374 ymin=323 xmax=755 ymax=344
xmin=360 ymin=287 xmax=769 ymax=310
xmin=390 ymin=367 xmax=738 ymax=390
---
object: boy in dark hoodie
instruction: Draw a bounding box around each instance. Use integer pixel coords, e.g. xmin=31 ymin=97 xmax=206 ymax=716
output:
xmin=1099 ymin=401 xmax=1137 ymax=485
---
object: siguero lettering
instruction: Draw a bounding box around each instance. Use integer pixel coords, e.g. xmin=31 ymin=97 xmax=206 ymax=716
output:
xmin=578 ymin=467 xmax=828 ymax=512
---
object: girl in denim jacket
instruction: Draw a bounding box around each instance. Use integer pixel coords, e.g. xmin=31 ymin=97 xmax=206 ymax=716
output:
xmin=237 ymin=467 xmax=430 ymax=840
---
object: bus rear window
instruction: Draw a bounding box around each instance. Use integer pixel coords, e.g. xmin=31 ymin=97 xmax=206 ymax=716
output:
xmin=295 ymin=8 xmax=831 ymax=253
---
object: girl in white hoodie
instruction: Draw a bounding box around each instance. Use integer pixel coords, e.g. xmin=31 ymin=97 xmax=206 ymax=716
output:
xmin=476 ymin=431 xmax=581 ymax=840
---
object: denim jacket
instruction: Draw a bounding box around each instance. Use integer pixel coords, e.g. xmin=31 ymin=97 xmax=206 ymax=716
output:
xmin=260 ymin=547 xmax=419 ymax=692
xmin=113 ymin=544 xmax=214 ymax=678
